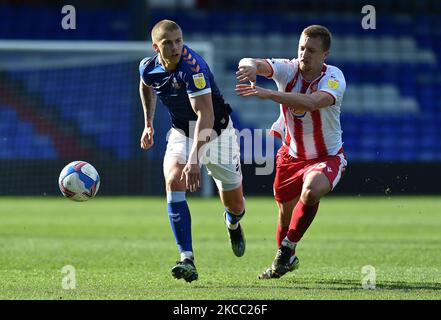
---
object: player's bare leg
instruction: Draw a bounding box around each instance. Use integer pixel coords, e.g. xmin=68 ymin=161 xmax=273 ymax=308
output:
xmin=300 ymin=171 xmax=331 ymax=205
xmin=163 ymin=158 xmax=186 ymax=192
xmin=219 ymin=185 xmax=246 ymax=257
xmin=164 ymin=158 xmax=198 ymax=282
xmin=276 ymin=197 xmax=299 ymax=246
xmin=219 ymin=184 xmax=245 ymax=215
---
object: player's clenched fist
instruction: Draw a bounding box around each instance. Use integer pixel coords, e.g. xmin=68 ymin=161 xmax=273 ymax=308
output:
xmin=140 ymin=125 xmax=154 ymax=149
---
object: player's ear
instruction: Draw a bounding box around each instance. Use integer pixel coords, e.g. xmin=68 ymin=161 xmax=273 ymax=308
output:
xmin=322 ymin=50 xmax=329 ymax=62
xmin=152 ymin=42 xmax=159 ymax=53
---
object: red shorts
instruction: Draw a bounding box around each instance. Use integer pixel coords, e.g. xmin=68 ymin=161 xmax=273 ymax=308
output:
xmin=273 ymin=144 xmax=347 ymax=203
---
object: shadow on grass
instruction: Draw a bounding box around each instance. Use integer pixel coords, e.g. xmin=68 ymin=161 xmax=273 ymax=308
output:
xmin=268 ymin=278 xmax=441 ymax=291
xmin=195 ymin=279 xmax=441 ymax=292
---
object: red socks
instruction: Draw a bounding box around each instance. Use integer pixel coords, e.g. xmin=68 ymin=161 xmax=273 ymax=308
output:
xmin=286 ymin=200 xmax=319 ymax=243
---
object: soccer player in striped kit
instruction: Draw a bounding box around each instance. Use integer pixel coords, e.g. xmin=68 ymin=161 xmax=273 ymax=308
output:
xmin=236 ymin=25 xmax=347 ymax=279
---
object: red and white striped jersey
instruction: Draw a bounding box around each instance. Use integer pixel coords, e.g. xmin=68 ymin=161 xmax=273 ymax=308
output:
xmin=267 ymin=58 xmax=346 ymax=160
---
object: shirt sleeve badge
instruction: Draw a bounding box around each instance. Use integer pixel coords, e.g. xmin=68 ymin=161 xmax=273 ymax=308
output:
xmin=192 ymin=73 xmax=206 ymax=89
xmin=327 ymin=77 xmax=340 ymax=89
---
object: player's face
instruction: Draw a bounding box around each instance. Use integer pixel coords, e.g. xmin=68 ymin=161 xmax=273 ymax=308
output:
xmin=153 ymin=29 xmax=184 ymax=66
xmin=298 ymin=34 xmax=328 ymax=73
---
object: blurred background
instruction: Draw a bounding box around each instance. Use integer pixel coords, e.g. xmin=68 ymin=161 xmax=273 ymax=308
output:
xmin=0 ymin=0 xmax=440 ymax=197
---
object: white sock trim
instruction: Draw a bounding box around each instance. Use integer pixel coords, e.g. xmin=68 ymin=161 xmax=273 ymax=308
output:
xmin=281 ymin=237 xmax=297 ymax=250
xmin=167 ymin=191 xmax=186 ymax=203
xmin=224 ymin=197 xmax=246 ymax=230
xmin=180 ymin=251 xmax=194 ymax=261
xmin=227 ymin=220 xmax=239 ymax=230
xmin=224 ymin=213 xmax=239 ymax=230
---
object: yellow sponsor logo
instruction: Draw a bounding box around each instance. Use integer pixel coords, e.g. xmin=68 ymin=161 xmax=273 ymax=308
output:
xmin=291 ymin=109 xmax=306 ymax=118
xmin=327 ymin=78 xmax=339 ymax=89
xmin=192 ymin=73 xmax=206 ymax=89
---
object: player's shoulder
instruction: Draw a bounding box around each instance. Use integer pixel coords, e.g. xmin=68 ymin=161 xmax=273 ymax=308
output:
xmin=139 ymin=56 xmax=157 ymax=74
xmin=179 ymin=44 xmax=209 ymax=74
xmin=183 ymin=45 xmax=206 ymax=62
xmin=324 ymin=64 xmax=345 ymax=79
xmin=139 ymin=56 xmax=155 ymax=67
xmin=321 ymin=64 xmax=346 ymax=92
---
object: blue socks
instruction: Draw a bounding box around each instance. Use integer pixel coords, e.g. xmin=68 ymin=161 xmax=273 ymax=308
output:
xmin=225 ymin=208 xmax=245 ymax=230
xmin=225 ymin=209 xmax=245 ymax=224
xmin=167 ymin=191 xmax=193 ymax=259
xmin=167 ymin=192 xmax=246 ymax=260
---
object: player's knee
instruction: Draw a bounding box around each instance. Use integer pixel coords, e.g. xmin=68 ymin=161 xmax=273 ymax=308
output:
xmin=301 ymin=186 xmax=322 ymax=205
xmin=165 ymin=171 xmax=184 ymax=191
xmin=225 ymin=199 xmax=244 ymax=215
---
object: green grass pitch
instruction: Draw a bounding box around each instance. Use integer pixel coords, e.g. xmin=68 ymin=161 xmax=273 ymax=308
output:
xmin=0 ymin=196 xmax=440 ymax=300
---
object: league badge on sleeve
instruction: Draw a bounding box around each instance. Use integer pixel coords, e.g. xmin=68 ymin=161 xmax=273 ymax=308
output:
xmin=327 ymin=76 xmax=340 ymax=89
xmin=192 ymin=73 xmax=206 ymax=89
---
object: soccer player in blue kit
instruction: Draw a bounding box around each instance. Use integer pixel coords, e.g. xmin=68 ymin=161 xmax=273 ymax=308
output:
xmin=139 ymin=20 xmax=246 ymax=282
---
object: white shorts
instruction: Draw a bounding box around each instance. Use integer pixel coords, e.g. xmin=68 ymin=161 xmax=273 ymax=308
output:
xmin=164 ymin=117 xmax=243 ymax=191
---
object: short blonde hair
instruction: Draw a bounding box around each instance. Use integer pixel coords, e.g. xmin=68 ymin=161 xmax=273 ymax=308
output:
xmin=151 ymin=19 xmax=181 ymax=42
xmin=302 ymin=25 xmax=332 ymax=52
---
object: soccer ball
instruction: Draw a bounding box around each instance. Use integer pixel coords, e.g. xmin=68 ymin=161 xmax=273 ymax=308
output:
xmin=58 ymin=161 xmax=100 ymax=201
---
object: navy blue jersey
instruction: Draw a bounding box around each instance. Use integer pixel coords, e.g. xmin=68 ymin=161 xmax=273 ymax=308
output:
xmin=139 ymin=44 xmax=232 ymax=137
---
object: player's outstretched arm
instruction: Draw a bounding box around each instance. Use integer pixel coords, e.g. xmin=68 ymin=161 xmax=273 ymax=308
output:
xmin=180 ymin=93 xmax=215 ymax=192
xmin=139 ymin=80 xmax=157 ymax=150
xmin=235 ymin=84 xmax=334 ymax=112
xmin=236 ymin=58 xmax=272 ymax=83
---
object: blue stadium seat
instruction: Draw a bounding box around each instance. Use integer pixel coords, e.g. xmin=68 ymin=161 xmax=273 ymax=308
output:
xmin=2 ymin=5 xmax=441 ymax=162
